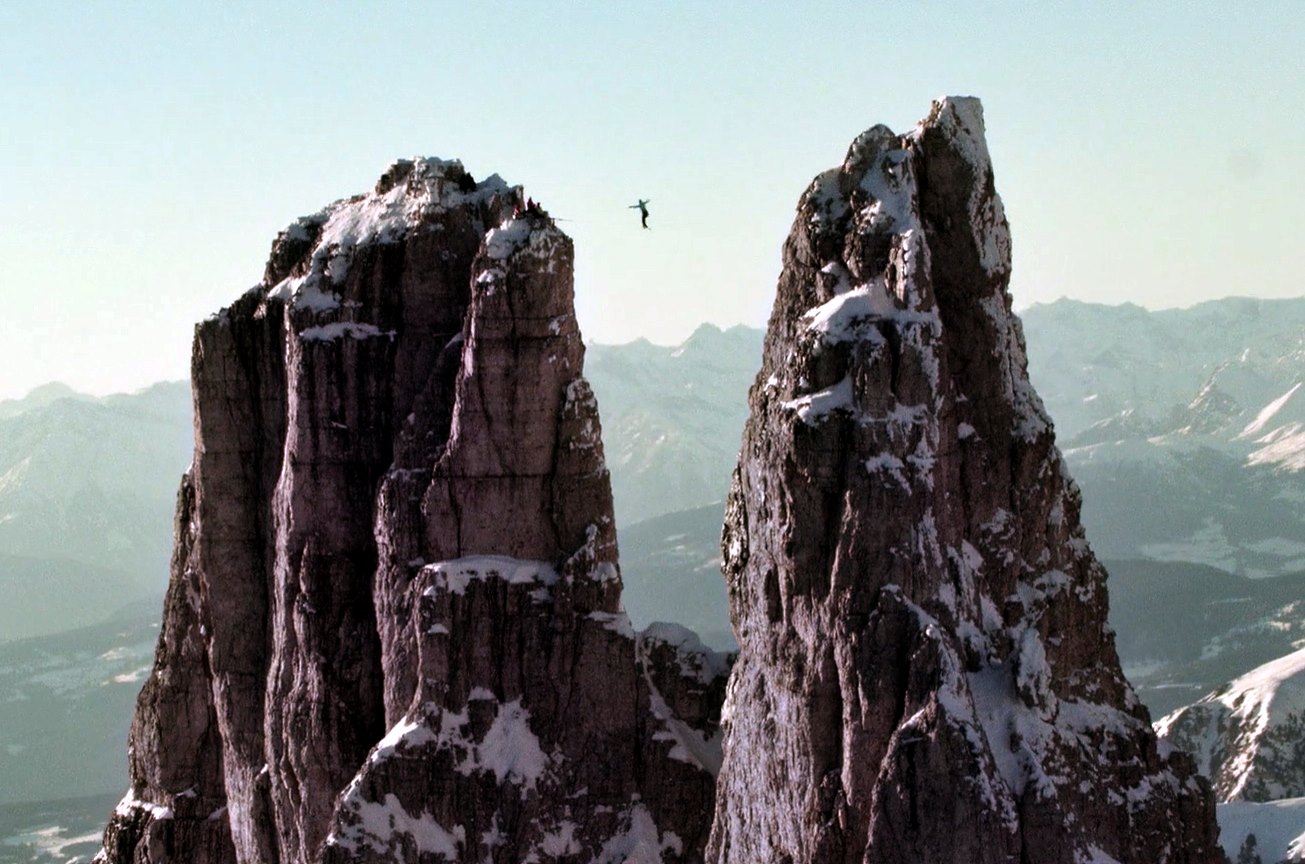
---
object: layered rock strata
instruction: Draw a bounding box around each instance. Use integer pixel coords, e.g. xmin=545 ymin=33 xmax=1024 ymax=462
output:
xmin=705 ymin=98 xmax=1223 ymax=864
xmin=97 ymin=159 xmax=727 ymax=864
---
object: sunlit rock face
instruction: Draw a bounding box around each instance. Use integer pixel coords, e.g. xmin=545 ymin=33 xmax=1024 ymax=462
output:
xmin=705 ymin=98 xmax=1223 ymax=864
xmin=96 ymin=159 xmax=728 ymax=864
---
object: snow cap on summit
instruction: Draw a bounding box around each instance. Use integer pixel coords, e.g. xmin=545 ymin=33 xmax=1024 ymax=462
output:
xmin=262 ymin=157 xmax=519 ymax=312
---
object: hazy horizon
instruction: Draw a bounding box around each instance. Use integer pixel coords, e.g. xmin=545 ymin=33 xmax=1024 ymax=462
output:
xmin=8 ymin=291 xmax=1305 ymax=404
xmin=3 ymin=3 xmax=1301 ymax=401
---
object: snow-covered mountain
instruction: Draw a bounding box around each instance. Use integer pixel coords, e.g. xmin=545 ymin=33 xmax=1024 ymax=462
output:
xmin=585 ymin=323 xmax=761 ymax=526
xmin=1022 ymin=297 xmax=1305 ymax=440
xmin=1158 ymin=648 xmax=1305 ymax=802
xmin=1157 ymin=647 xmax=1305 ymax=863
xmin=1025 ymin=297 xmax=1305 ymax=577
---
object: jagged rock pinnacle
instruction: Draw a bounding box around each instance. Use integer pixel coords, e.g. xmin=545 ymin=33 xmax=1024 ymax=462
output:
xmin=97 ymin=159 xmax=728 ymax=864
xmin=705 ymin=97 xmax=1223 ymax=864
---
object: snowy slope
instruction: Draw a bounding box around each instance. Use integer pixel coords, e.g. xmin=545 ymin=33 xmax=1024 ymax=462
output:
xmin=1023 ymin=298 xmax=1305 ymax=577
xmin=1158 ymin=647 xmax=1305 ymax=802
xmin=1218 ymin=797 xmax=1305 ymax=863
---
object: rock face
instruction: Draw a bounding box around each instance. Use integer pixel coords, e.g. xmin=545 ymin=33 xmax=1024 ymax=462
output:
xmin=705 ymin=98 xmax=1223 ymax=864
xmin=1158 ymin=646 xmax=1305 ymax=803
xmin=96 ymin=158 xmax=727 ymax=864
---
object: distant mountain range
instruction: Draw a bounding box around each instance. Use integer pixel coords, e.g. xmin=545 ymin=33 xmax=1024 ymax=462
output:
xmin=1022 ymin=298 xmax=1305 ymax=437
xmin=1025 ymin=298 xmax=1305 ymax=578
xmin=8 ymin=301 xmax=1305 ymax=644
xmin=0 ymin=381 xmax=190 ymax=639
xmin=585 ymin=323 xmax=760 ymax=527
xmin=9 ymin=301 xmax=1305 ymax=649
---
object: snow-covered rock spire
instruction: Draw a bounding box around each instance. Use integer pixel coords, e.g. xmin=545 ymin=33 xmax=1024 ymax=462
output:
xmin=706 ymin=96 xmax=1223 ymax=864
xmin=97 ymin=158 xmax=729 ymax=864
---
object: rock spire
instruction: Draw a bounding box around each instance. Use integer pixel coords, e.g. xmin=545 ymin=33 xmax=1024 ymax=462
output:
xmin=97 ymin=158 xmax=727 ymax=864
xmin=705 ymin=97 xmax=1223 ymax=864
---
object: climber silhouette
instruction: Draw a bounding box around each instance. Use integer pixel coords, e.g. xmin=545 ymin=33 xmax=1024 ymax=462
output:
xmin=629 ymin=199 xmax=650 ymax=229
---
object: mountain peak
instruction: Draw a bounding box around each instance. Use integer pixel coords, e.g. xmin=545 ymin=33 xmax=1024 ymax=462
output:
xmin=670 ymin=322 xmax=725 ymax=357
xmin=98 ymin=158 xmax=726 ymax=864
xmin=1159 ymin=645 xmax=1305 ymax=802
xmin=259 ymin=156 xmax=520 ymax=308
xmin=23 ymin=381 xmax=80 ymax=400
xmin=709 ymin=98 xmax=1221 ymax=864
xmin=0 ymin=382 xmax=95 ymax=419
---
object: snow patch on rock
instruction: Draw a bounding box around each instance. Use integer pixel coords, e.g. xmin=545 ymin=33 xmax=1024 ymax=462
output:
xmin=421 ymin=556 xmax=559 ymax=597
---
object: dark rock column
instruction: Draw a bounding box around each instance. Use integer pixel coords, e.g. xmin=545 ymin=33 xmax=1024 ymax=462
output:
xmin=191 ymin=293 xmax=288 ymax=864
xmin=321 ymin=214 xmax=723 ymax=863
xmin=95 ymin=473 xmax=236 ymax=864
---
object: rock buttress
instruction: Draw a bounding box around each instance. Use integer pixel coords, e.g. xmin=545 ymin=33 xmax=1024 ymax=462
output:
xmin=97 ymin=159 xmax=727 ymax=864
xmin=705 ymin=98 xmax=1223 ymax=864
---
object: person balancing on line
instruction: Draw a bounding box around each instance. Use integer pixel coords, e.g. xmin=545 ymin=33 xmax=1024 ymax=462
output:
xmin=629 ymin=199 xmax=650 ymax=229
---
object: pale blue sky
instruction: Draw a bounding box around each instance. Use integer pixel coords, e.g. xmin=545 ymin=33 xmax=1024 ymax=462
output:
xmin=1 ymin=2 xmax=1301 ymax=399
